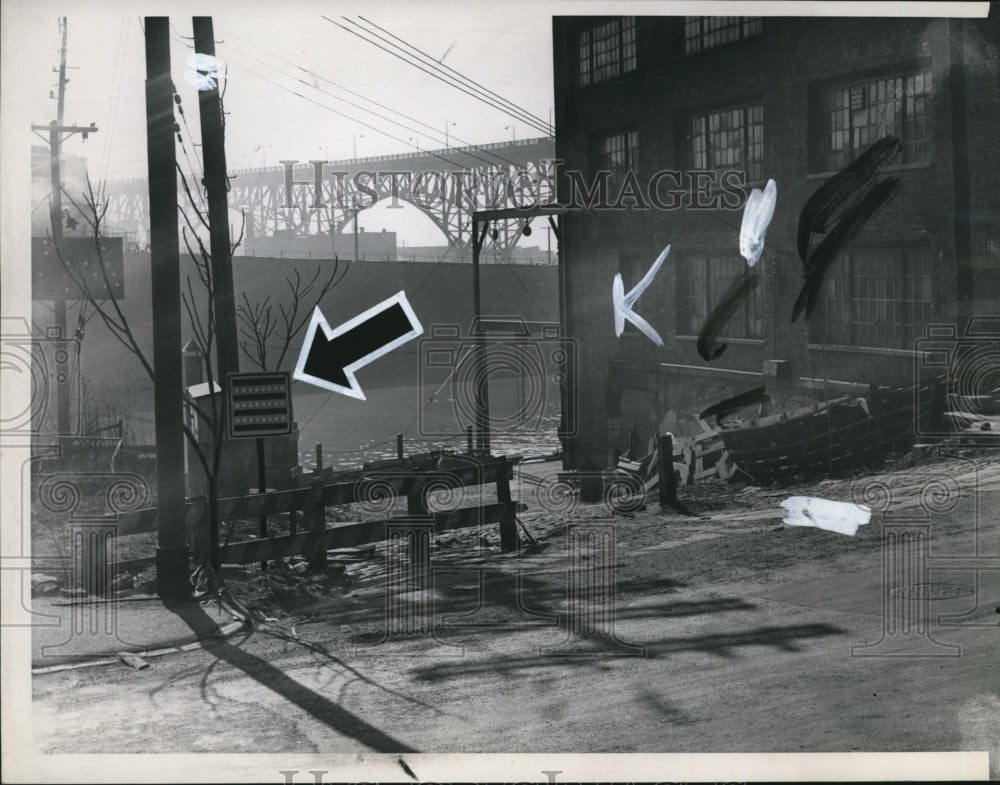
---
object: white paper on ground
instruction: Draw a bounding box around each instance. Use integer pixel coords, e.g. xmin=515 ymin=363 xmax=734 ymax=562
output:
xmin=780 ymin=495 xmax=873 ymax=536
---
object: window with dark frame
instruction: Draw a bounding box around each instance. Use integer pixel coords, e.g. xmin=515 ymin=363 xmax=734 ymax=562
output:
xmin=579 ymin=17 xmax=637 ymax=87
xmin=677 ymin=252 xmax=762 ymax=340
xmin=811 ymin=71 xmax=933 ymax=172
xmin=596 ymin=129 xmax=639 ymax=196
xmin=683 ymin=17 xmax=762 ymax=54
xmin=810 ymin=248 xmax=933 ymax=349
xmin=688 ymin=103 xmax=764 ymax=183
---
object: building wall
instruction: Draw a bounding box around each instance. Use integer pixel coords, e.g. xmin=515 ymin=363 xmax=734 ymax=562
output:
xmin=553 ymin=14 xmax=1000 ymax=467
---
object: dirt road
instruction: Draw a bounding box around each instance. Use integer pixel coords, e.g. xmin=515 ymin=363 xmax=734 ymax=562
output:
xmin=31 ymin=455 xmax=1000 ymax=777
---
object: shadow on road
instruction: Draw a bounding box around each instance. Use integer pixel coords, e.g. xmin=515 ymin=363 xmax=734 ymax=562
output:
xmin=163 ymin=599 xmax=417 ymax=753
xmin=410 ymin=622 xmax=845 ymax=682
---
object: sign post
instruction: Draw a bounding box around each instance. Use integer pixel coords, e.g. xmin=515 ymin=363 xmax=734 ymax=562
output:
xmin=226 ymin=372 xmax=294 ymax=569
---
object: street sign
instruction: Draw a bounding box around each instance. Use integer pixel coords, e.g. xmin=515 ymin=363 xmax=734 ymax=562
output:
xmin=32 ymin=235 xmax=124 ymax=301
xmin=226 ymin=371 xmax=293 ymax=439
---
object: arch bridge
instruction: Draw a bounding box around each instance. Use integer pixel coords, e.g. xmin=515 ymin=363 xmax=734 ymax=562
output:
xmin=103 ymin=137 xmax=556 ymax=260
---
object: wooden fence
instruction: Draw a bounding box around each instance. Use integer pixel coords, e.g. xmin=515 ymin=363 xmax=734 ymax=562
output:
xmin=111 ymin=453 xmax=523 ymax=575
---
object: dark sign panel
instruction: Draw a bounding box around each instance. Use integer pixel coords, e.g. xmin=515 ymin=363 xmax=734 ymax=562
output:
xmin=31 ymin=235 xmax=125 ymax=301
xmin=227 ymin=371 xmax=293 ymax=439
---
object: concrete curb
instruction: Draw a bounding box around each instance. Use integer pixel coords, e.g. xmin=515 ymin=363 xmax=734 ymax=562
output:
xmin=31 ymin=619 xmax=248 ymax=675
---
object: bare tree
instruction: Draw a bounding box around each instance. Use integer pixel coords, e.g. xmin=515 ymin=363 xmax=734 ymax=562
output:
xmin=50 ymin=169 xmax=243 ymax=570
xmin=236 ymin=262 xmax=349 ymax=372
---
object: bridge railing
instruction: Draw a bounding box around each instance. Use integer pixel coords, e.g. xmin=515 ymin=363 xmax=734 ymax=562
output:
xmin=104 ymin=137 xmax=556 ymax=185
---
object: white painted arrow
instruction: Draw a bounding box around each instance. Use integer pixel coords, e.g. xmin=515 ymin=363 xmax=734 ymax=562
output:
xmin=613 ymin=244 xmax=669 ymax=346
xmin=739 ymin=178 xmax=777 ymax=267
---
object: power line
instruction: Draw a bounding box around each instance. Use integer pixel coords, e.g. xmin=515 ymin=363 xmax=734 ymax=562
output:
xmin=358 ymin=15 xmax=552 ymax=135
xmin=216 ymin=25 xmax=530 ymax=171
xmin=219 ymin=43 xmax=528 ymax=174
xmin=221 ymin=55 xmax=505 ymax=174
xmin=328 ymin=17 xmax=550 ymax=137
xmin=326 ymin=16 xmax=623 ymax=172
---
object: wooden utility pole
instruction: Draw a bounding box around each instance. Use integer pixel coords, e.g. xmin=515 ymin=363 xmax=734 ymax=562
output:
xmin=145 ymin=17 xmax=191 ymax=599
xmin=193 ymin=17 xmax=241 ymax=568
xmin=31 ymin=17 xmax=98 ymax=436
xmin=192 ymin=17 xmax=239 ymax=383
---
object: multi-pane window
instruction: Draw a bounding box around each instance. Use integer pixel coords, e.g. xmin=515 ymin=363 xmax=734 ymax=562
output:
xmin=811 ymin=249 xmax=933 ymax=349
xmin=688 ymin=104 xmax=764 ymax=183
xmin=683 ymin=17 xmax=762 ymax=54
xmin=677 ymin=253 xmax=762 ymax=339
xmin=597 ymin=129 xmax=639 ymax=194
xmin=579 ymin=17 xmax=637 ymax=86
xmin=812 ymin=72 xmax=933 ymax=172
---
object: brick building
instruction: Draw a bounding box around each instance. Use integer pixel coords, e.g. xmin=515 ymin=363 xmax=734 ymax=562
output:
xmin=551 ymin=13 xmax=1000 ymax=469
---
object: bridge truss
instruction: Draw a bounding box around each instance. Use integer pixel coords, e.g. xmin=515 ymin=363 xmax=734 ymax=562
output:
xmin=102 ymin=137 xmax=557 ymax=261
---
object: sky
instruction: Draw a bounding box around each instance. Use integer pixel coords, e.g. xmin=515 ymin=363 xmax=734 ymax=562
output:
xmin=6 ymin=0 xmax=984 ymax=245
xmin=13 ymin=1 xmax=559 ymax=244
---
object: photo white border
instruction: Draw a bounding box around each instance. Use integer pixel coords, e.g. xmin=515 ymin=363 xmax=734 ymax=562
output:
xmin=2 ymin=1 xmax=992 ymax=782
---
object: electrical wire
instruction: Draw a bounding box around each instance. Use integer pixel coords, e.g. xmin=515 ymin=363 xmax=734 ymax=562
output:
xmin=336 ymin=17 xmax=550 ymax=136
xmin=216 ymin=25 xmax=532 ymax=171
xmin=358 ymin=15 xmax=552 ymax=134
xmin=219 ymin=45 xmax=532 ymax=174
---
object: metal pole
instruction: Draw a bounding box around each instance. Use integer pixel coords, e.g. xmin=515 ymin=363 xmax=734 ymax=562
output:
xmin=257 ymin=437 xmax=267 ymax=570
xmin=551 ymin=214 xmax=574 ymax=468
xmin=145 ymin=17 xmax=191 ymax=598
xmin=949 ymin=19 xmax=973 ymax=336
xmin=396 ymin=433 xmax=404 ymax=460
xmin=472 ymin=220 xmax=491 ymax=454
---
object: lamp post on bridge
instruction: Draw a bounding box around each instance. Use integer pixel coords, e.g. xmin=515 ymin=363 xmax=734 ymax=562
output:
xmin=505 ymin=125 xmax=516 ymax=142
xmin=353 ymin=133 xmax=364 ymax=159
xmin=445 ymin=121 xmax=456 ymax=149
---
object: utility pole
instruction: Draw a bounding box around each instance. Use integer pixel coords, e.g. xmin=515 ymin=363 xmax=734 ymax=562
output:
xmin=31 ymin=17 xmax=98 ymax=436
xmin=192 ymin=18 xmax=241 ymax=567
xmin=145 ymin=17 xmax=191 ymax=599
xmin=192 ymin=18 xmax=239 ymax=382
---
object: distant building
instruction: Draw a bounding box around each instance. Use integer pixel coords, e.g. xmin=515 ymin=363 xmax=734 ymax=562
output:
xmin=241 ymin=227 xmax=398 ymax=260
xmin=552 ymin=14 xmax=1000 ymax=468
xmin=399 ymin=244 xmax=556 ymax=264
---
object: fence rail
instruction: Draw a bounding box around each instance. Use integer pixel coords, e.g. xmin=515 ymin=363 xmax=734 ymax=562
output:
xmin=110 ymin=453 xmax=523 ymax=574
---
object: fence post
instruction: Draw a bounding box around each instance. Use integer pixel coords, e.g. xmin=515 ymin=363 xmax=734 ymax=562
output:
xmin=307 ymin=478 xmax=327 ymax=570
xmin=397 ymin=433 xmax=404 ymax=460
xmin=497 ymin=458 xmax=518 ymax=551
xmin=315 ymin=442 xmax=323 ymax=475
xmin=466 ymin=424 xmax=474 ymax=454
xmin=658 ymin=433 xmax=677 ymax=509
